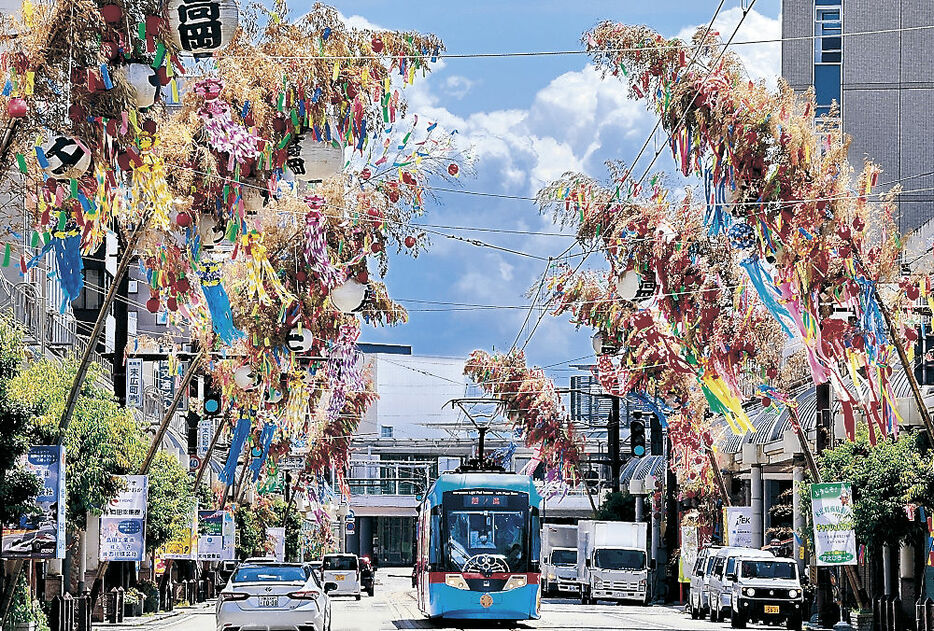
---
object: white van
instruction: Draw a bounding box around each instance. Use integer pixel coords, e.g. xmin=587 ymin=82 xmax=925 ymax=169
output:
xmin=688 ymin=545 xmax=721 ymax=619
xmin=707 ymin=547 xmax=775 ymax=621
xmin=321 ymin=553 xmax=361 ymax=600
xmin=729 ymin=556 xmax=804 ymax=629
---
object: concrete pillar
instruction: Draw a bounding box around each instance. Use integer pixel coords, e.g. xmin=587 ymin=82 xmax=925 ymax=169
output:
xmin=882 ymin=543 xmax=892 ymax=596
xmin=899 ymin=543 xmax=916 ymax=608
xmin=750 ymin=465 xmax=763 ymax=548
xmin=635 ymin=496 xmax=644 ymax=522
xmin=792 ymin=464 xmax=804 ymax=573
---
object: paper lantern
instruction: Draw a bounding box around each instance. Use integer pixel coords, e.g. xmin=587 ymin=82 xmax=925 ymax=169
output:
xmin=119 ymin=64 xmax=160 ymax=109
xmin=285 ymin=327 xmax=314 ymax=353
xmin=167 ymin=0 xmax=238 ymax=55
xmin=617 ymin=269 xmax=656 ymax=306
xmin=233 ymin=365 xmax=259 ymax=390
xmin=289 ymin=134 xmax=344 ymax=182
xmin=330 ymin=279 xmax=366 ymax=314
xmin=40 ymin=136 xmax=91 ymax=179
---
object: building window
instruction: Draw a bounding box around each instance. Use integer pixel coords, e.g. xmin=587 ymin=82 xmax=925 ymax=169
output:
xmin=73 ymin=269 xmax=104 ymax=310
xmin=157 ymin=309 xmax=169 ymax=325
xmin=814 ymin=0 xmax=842 ymax=119
xmin=380 ymin=426 xmax=393 ymax=438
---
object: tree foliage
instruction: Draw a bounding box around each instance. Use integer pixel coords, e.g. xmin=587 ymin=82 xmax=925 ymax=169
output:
xmin=0 ymin=315 xmax=39 ymax=527
xmin=145 ymin=451 xmax=196 ymax=554
xmin=806 ymin=428 xmax=934 ymax=550
xmin=595 ymin=491 xmax=636 ymax=521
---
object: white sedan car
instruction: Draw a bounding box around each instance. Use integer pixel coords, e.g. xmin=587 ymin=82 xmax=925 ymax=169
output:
xmin=216 ymin=562 xmax=335 ymax=631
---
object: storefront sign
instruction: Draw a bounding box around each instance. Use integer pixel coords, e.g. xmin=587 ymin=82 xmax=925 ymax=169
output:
xmin=198 ymin=510 xmax=235 ymax=561
xmin=810 ymin=482 xmax=857 ymax=566
xmin=725 ymin=506 xmax=754 ymax=548
xmin=126 ymin=358 xmax=143 ymax=408
xmin=100 ymin=475 xmax=148 ymax=562
xmin=1 ymin=446 xmax=66 ymax=559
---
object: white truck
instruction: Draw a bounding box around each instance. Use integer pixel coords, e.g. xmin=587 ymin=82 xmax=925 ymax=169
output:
xmin=577 ymin=520 xmax=650 ymax=605
xmin=541 ymin=524 xmax=579 ymax=596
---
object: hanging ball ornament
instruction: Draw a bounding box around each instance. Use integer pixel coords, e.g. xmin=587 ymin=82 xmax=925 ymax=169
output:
xmin=360 ymin=168 xmax=371 ymax=181
xmin=447 ymin=163 xmax=459 ymax=176
xmin=100 ymin=4 xmax=123 ymax=22
xmin=285 ymin=327 xmax=314 ymax=353
xmin=6 ymin=98 xmax=27 ymax=118
xmin=371 ymin=36 xmax=384 ymax=53
xmin=370 ymin=241 xmax=383 ymax=254
xmin=404 ymin=236 xmax=416 ymax=248
xmin=233 ymin=365 xmax=259 ymax=391
xmin=355 ymin=269 xmax=369 ymax=284
xmin=146 ymin=296 xmax=161 ymax=313
xmin=40 ymin=135 xmax=92 ymax=179
xmin=728 ymin=222 xmax=757 ymax=251
xmin=119 ymin=63 xmax=160 ymax=109
xmin=175 ymin=211 xmax=192 ymax=228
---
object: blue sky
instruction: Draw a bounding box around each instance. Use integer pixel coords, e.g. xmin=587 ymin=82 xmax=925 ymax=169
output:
xmin=314 ymin=1 xmax=783 ymax=379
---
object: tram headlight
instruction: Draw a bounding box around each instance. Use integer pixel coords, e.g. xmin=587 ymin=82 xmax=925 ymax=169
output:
xmin=503 ymin=575 xmax=528 ymax=591
xmin=445 ymin=574 xmax=470 ymax=590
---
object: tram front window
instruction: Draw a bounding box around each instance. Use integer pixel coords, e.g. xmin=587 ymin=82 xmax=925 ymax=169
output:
xmin=445 ymin=509 xmax=528 ymax=573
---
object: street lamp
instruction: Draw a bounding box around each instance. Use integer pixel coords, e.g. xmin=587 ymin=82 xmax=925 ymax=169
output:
xmin=330 ymin=279 xmax=367 ymax=314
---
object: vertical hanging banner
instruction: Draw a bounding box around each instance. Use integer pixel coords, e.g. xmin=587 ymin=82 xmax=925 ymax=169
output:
xmin=161 ymin=507 xmax=199 ymax=560
xmin=197 ymin=509 xmax=235 ymax=561
xmin=126 ymin=358 xmax=143 ymax=408
xmin=197 ymin=419 xmax=213 ymax=457
xmin=679 ymin=524 xmax=699 ymax=583
xmin=725 ymin=507 xmax=754 ymax=548
xmin=266 ymin=527 xmax=286 ymax=562
xmin=99 ymin=475 xmax=148 ymax=561
xmin=1 ymin=446 xmax=66 ymax=559
xmin=810 ymin=482 xmax=857 ymax=566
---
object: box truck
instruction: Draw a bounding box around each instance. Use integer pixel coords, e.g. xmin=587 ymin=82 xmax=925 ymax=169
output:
xmin=541 ymin=524 xmax=579 ymax=595
xmin=577 ymin=520 xmax=650 ymax=605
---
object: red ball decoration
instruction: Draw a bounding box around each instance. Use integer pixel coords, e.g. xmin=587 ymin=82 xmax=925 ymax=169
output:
xmin=176 ymin=277 xmax=190 ymax=293
xmin=100 ymin=4 xmax=123 ymax=23
xmin=175 ymin=211 xmax=192 ymax=228
xmin=370 ymin=241 xmax=383 ymax=254
xmin=371 ymin=36 xmax=384 ymax=53
xmin=366 ymin=207 xmax=381 ymax=222
xmin=447 ymin=163 xmax=459 ymax=176
xmin=6 ymin=98 xmax=27 ymax=118
xmin=166 ymin=297 xmax=178 ymax=312
xmin=295 ymin=270 xmax=307 ymax=282
xmin=355 ymin=270 xmax=369 ymax=283
xmin=146 ymin=297 xmax=161 ymax=313
xmin=388 ymin=189 xmax=400 ymax=203
xmin=360 ymin=168 xmax=371 ymax=180
xmin=404 ymin=236 xmax=416 ymax=248
xmin=761 ymin=397 xmax=771 ymax=408
xmin=907 ymin=285 xmax=920 ymax=301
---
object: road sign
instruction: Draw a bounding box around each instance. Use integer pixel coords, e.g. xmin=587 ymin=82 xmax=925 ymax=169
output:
xmin=279 ymin=455 xmax=305 ymax=471
xmin=346 ymin=510 xmax=355 ymax=523
xmin=188 ymin=456 xmax=201 ymax=472
xmin=345 ymin=521 xmax=355 ymax=534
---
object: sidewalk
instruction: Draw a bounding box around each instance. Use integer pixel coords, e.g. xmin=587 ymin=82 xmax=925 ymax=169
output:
xmin=96 ymin=600 xmax=214 ymax=628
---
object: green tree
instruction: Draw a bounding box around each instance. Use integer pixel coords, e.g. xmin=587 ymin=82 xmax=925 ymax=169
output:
xmin=805 ymin=428 xmax=934 ymax=550
xmin=595 ymin=491 xmax=637 ymax=521
xmin=145 ymin=451 xmax=196 ymax=553
xmin=234 ymin=503 xmax=266 ymax=559
xmin=10 ymin=358 xmax=146 ymax=529
xmin=0 ymin=315 xmax=39 ymax=526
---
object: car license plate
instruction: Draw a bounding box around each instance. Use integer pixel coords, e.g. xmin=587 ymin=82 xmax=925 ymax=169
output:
xmin=335 ymin=574 xmax=345 ymax=581
xmin=764 ymin=605 xmax=780 ymax=614
xmin=259 ymin=596 xmax=278 ymax=607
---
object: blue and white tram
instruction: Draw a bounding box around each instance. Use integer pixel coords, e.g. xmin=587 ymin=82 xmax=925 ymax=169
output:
xmin=414 ymin=471 xmax=542 ymax=621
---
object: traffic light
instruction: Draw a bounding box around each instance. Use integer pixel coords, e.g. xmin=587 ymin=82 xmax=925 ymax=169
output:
xmin=186 ymin=411 xmax=199 ymax=456
xmin=630 ymin=411 xmax=646 ymax=457
xmin=649 ymin=412 xmax=663 ymax=456
xmin=203 ymin=376 xmax=222 ymax=417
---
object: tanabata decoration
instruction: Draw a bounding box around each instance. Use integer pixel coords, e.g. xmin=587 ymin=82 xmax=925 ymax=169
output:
xmin=464 ymin=350 xmax=582 ymax=485
xmin=0 ymin=0 xmax=463 ymax=498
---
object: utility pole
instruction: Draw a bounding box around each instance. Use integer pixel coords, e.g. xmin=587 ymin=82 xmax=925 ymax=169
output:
xmin=608 ymin=395 xmax=621 ymax=493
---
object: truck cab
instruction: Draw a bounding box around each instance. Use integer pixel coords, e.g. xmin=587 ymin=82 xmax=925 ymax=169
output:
xmin=542 ymin=524 xmax=579 ymax=596
xmin=730 ymin=557 xmax=804 ymax=630
xmin=543 ymin=547 xmax=578 ymax=595
xmin=577 ymin=521 xmax=650 ymax=605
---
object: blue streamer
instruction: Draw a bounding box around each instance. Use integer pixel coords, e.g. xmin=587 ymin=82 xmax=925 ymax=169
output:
xmin=249 ymin=423 xmax=276 ymax=482
xmin=739 ymin=257 xmax=795 ymax=338
xmin=629 ymin=392 xmax=670 ymax=428
xmin=198 ymin=262 xmax=244 ymax=345
xmin=221 ymin=417 xmax=251 ymax=485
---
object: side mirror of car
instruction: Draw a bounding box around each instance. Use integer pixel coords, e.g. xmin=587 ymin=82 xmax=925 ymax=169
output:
xmin=324 ymin=582 xmax=338 ymax=594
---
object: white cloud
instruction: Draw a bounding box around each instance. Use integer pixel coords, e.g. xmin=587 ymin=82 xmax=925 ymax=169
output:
xmin=339 ymin=13 xmax=384 ymax=32
xmin=677 ymin=7 xmax=781 ymax=89
xmin=443 ymin=76 xmax=476 ymax=100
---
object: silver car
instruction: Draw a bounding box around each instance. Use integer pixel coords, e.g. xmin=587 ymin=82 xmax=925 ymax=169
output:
xmin=216 ymin=562 xmax=335 ymax=631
